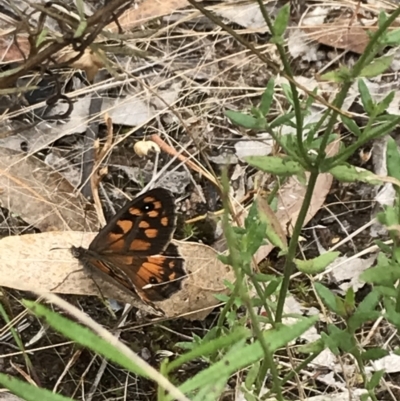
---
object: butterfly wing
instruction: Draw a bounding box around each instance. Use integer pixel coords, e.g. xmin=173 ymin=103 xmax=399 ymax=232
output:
xmin=72 ymin=188 xmax=186 ymax=304
xmin=90 ymin=188 xmax=177 ymax=256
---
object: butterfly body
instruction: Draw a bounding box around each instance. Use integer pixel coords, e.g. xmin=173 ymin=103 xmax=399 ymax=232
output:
xmin=72 ymin=188 xmax=186 ymax=305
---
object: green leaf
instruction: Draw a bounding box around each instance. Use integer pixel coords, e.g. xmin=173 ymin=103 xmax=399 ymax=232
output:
xmin=326 ymin=325 xmax=357 ymax=354
xmin=0 ymin=374 xmax=74 ymax=401
xmin=374 ymin=239 xmax=392 ymax=254
xmin=366 ymin=370 xmax=384 ymax=390
xmin=225 ymin=110 xmax=262 ymax=129
xmin=244 ymin=361 xmax=260 ymax=389
xmin=24 ymin=301 xmax=149 ymax=377
xmin=168 ymin=327 xmax=250 ymax=371
xmin=384 ymin=29 xmax=400 ymax=45
xmin=358 ymin=79 xmax=375 ymax=115
xmin=360 ymin=263 xmax=400 ymax=286
xmin=361 ymin=348 xmax=389 ymax=361
xmin=384 ymin=303 xmax=400 ymax=329
xmin=341 ymin=115 xmax=361 ymax=136
xmin=328 ymin=164 xmax=382 ymax=185
xmin=314 ymin=283 xmax=344 ymax=316
xmin=245 ymin=156 xmax=303 ymax=175
xmin=259 ymin=79 xmax=275 ymax=115
xmin=320 ymin=66 xmax=352 ymax=83
xmin=376 ymin=90 xmax=395 ymax=115
xmin=270 ymin=112 xmax=295 ymax=129
xmin=36 ymin=28 xmax=49 ymax=47
xmin=273 ymin=4 xmax=290 ymax=37
xmin=294 ymin=251 xmax=340 ymax=274
xmin=178 ymin=316 xmax=318 ymax=394
xmin=360 ymin=55 xmax=394 ymax=78
xmin=298 ymin=338 xmax=325 ymax=354
xmin=357 ymin=289 xmax=381 ymax=314
xmin=281 ymin=83 xmax=294 ymax=106
xmin=348 ymin=311 xmax=381 ymax=333
xmin=344 ymin=287 xmax=356 ymax=314
xmin=386 ymin=137 xmax=400 ymax=182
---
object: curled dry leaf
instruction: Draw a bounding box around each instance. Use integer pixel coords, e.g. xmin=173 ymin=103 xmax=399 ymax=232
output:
xmin=0 ymin=147 xmax=98 ymax=232
xmin=57 ymin=47 xmax=105 ymax=82
xmin=0 ymin=232 xmax=234 ymax=320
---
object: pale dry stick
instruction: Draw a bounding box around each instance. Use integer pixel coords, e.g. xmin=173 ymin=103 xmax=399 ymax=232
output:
xmin=323 ymin=205 xmax=357 ymax=253
xmin=9 ymin=360 xmax=36 ymax=386
xmin=53 ymin=349 xmax=83 ymax=393
xmin=150 ymin=134 xmax=216 ymax=185
xmin=71 ymin=353 xmax=99 ymax=399
xmin=0 ymin=341 xmax=73 ymax=359
xmin=34 ymin=292 xmax=190 ymax=401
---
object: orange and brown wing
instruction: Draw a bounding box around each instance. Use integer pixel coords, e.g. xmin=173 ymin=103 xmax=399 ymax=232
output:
xmin=109 ymin=243 xmax=185 ymax=302
xmin=89 ymin=188 xmax=177 ymax=256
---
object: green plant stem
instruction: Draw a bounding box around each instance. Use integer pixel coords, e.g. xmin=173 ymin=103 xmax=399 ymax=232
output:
xmin=241 ymin=293 xmax=284 ymax=401
xmin=275 ymin=170 xmax=319 ymax=322
xmin=255 ymin=0 xmax=310 ymax=168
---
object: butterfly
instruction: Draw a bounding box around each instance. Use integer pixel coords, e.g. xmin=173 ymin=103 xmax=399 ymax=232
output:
xmin=71 ymin=188 xmax=186 ymax=307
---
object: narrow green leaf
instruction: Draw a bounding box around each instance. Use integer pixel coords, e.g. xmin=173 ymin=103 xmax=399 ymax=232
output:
xmin=36 ymin=28 xmax=48 ymax=47
xmin=367 ymin=370 xmax=384 ymax=390
xmin=295 ymin=252 xmax=340 ymax=274
xmin=245 ymin=155 xmax=303 ymax=175
xmin=385 ymin=29 xmax=400 ymax=45
xmin=348 ymin=311 xmax=381 ymax=333
xmin=386 ymin=137 xmax=400 ymax=182
xmin=168 ymin=327 xmax=249 ymax=371
xmin=320 ymin=66 xmax=351 ymax=83
xmin=24 ymin=301 xmax=148 ymax=377
xmin=225 ymin=110 xmax=261 ymax=129
xmin=341 ymin=115 xmax=361 ymax=136
xmin=259 ymin=79 xmax=275 ymax=115
xmin=376 ymin=90 xmax=395 ymax=115
xmin=270 ymin=112 xmax=295 ymax=128
xmin=360 ymin=55 xmax=393 ymax=78
xmin=314 ymin=283 xmax=343 ymax=315
xmin=361 ymin=264 xmax=400 ymax=286
xmin=281 ymin=83 xmax=294 ymax=106
xmin=358 ymin=79 xmax=375 ymax=115
xmin=178 ymin=317 xmax=318 ymax=395
xmin=273 ymin=4 xmax=290 ymax=37
xmin=361 ymin=348 xmax=389 ymax=361
xmin=329 ymin=164 xmax=382 ymax=185
xmin=0 ymin=374 xmax=74 ymax=401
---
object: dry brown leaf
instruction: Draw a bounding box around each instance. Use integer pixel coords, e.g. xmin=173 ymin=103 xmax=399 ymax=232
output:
xmin=107 ymin=0 xmax=189 ymax=32
xmin=57 ymin=47 xmax=105 ymax=82
xmin=0 ymin=33 xmax=30 ymax=62
xmin=0 ymin=147 xmax=98 ymax=232
xmin=0 ymin=232 xmax=234 ymax=320
xmin=254 ymin=139 xmax=340 ymax=263
xmin=302 ymin=20 xmax=371 ymax=55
